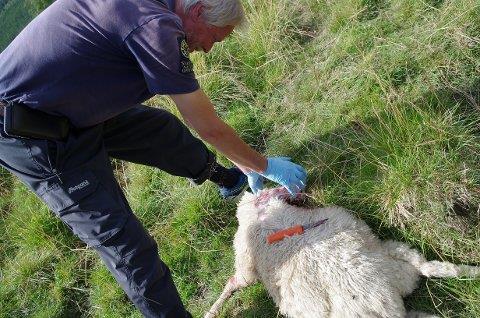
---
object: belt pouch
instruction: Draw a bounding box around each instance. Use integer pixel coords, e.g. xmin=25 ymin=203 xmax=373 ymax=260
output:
xmin=4 ymin=102 xmax=69 ymax=141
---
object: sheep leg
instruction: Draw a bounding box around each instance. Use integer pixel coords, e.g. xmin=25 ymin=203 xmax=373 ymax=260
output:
xmin=384 ymin=240 xmax=480 ymax=278
xmin=204 ymin=275 xmax=250 ymax=318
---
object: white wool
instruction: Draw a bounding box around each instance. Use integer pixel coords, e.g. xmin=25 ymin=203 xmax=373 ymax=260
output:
xmin=205 ymin=189 xmax=479 ymax=318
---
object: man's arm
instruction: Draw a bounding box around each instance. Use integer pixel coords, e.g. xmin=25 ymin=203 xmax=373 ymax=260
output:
xmin=169 ymin=88 xmax=267 ymax=173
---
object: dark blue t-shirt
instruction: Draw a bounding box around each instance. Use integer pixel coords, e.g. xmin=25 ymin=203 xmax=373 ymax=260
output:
xmin=0 ymin=0 xmax=199 ymax=127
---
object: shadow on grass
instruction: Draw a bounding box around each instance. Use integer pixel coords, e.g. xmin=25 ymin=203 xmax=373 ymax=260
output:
xmin=403 ymin=277 xmax=475 ymax=318
xmin=62 ymin=286 xmax=91 ymax=318
xmin=291 ymin=82 xmax=480 ymax=220
xmin=359 ymin=0 xmax=389 ymax=21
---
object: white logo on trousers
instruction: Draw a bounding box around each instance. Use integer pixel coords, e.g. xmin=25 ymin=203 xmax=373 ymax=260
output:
xmin=68 ymin=180 xmax=90 ymax=194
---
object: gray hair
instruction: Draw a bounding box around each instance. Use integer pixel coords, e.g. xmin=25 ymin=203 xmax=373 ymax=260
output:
xmin=181 ymin=0 xmax=245 ymax=27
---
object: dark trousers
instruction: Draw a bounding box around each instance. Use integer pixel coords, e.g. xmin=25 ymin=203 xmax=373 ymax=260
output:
xmin=0 ymin=105 xmax=212 ymax=317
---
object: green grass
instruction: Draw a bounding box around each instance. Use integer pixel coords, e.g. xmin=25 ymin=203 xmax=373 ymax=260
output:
xmin=1 ymin=0 xmax=480 ymax=317
xmin=0 ymin=0 xmax=34 ymax=51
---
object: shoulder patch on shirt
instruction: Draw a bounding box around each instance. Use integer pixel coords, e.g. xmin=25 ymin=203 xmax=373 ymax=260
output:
xmin=178 ymin=37 xmax=193 ymax=74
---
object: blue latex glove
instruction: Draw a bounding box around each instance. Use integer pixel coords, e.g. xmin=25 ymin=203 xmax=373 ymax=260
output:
xmin=260 ymin=157 xmax=307 ymax=195
xmin=246 ymin=171 xmax=264 ymax=194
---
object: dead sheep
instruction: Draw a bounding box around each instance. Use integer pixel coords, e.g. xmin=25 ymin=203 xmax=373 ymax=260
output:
xmin=205 ymin=187 xmax=480 ymax=318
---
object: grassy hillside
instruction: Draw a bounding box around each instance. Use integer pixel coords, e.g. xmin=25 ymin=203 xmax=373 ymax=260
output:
xmin=1 ymin=0 xmax=480 ymax=317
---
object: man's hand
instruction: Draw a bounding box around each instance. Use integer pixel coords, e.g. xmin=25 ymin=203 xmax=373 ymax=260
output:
xmin=246 ymin=157 xmax=307 ymax=195
xmin=260 ymin=157 xmax=307 ymax=195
